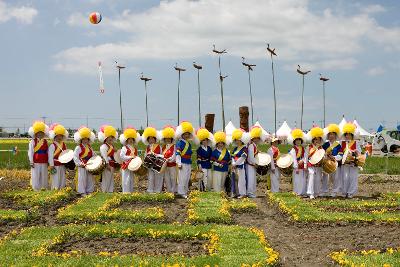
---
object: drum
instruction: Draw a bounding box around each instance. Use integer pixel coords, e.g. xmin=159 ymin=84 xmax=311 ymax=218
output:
xmin=309 ymin=149 xmax=325 ymax=166
xmin=143 ymin=154 xmax=167 ymax=174
xmin=322 ymin=158 xmax=338 ymax=174
xmin=355 ymin=154 xmax=366 ymax=167
xmin=128 ymin=157 xmax=147 ymax=176
xmin=255 ymin=152 xmax=271 ymax=176
xmin=276 ymin=154 xmax=293 ymax=177
xmin=85 ymin=155 xmax=106 ymax=175
xmin=58 ymin=149 xmax=76 ymax=170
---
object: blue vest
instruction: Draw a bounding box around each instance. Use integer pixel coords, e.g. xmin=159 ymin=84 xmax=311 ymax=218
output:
xmin=231 ymin=146 xmax=247 ymax=169
xmin=211 ymin=148 xmax=231 ymax=172
xmin=175 ymin=139 xmax=192 ymax=164
xmin=322 ymin=141 xmax=341 ymax=156
xmin=196 ymin=146 xmax=212 ymax=169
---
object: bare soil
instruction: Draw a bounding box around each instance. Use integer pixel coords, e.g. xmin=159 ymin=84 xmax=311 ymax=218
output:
xmin=52 ymin=236 xmax=206 ymax=257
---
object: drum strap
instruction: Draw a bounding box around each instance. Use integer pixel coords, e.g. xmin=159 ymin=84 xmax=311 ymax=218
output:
xmin=81 ymin=145 xmax=90 ymax=159
xmin=34 ymin=139 xmax=45 ymax=153
xmin=107 ymin=144 xmax=114 ymax=156
xmin=217 ymin=148 xmax=227 ymax=162
xmin=53 ymin=142 xmax=65 ymax=158
xmin=163 ymin=144 xmax=173 ymax=155
xmin=326 ymin=141 xmax=339 ymax=154
xmin=295 ymin=146 xmax=304 ymax=159
xmin=233 ymin=145 xmax=245 ymax=157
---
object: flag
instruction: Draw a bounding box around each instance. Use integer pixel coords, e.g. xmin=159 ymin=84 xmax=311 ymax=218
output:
xmin=98 ymin=61 xmax=104 ymax=94
xmin=376 ymin=125 xmax=384 ymax=133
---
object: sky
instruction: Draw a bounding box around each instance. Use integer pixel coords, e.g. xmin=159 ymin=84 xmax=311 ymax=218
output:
xmin=0 ymin=0 xmax=400 ymax=134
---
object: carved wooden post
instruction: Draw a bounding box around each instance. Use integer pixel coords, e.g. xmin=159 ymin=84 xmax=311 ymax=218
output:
xmin=239 ymin=106 xmax=249 ymax=132
xmin=204 ymin=114 xmax=215 ymax=133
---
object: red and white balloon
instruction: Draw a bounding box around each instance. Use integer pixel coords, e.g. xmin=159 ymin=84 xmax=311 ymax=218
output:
xmin=89 ymin=12 xmax=102 ymax=24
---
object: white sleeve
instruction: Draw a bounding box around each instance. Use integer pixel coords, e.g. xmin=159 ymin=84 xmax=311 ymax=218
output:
xmin=73 ymin=146 xmax=82 ymax=166
xmin=268 ymin=148 xmax=275 ymax=170
xmin=28 ymin=140 xmax=34 ymax=165
xmin=176 ymin=154 xmax=182 ymax=166
xmin=290 ymin=148 xmax=298 ymax=169
xmin=120 ymin=146 xmax=133 ymax=162
xmin=100 ymin=144 xmax=109 ymax=163
xmin=304 ymin=147 xmax=309 ymax=167
xmin=48 ymin=144 xmax=55 ymax=167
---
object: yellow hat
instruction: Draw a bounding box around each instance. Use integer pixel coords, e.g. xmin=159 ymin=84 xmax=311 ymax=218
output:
xmin=307 ymin=127 xmax=324 ymax=143
xmin=124 ymin=128 xmax=138 ymax=139
xmin=214 ymin=131 xmax=227 ymax=144
xmin=181 ymin=121 xmax=194 ymax=134
xmin=288 ymin=128 xmax=305 ymax=144
xmin=342 ymin=123 xmax=356 ymax=135
xmin=33 ymin=121 xmax=46 ymax=134
xmin=250 ymin=126 xmax=262 ymax=139
xmin=196 ymin=128 xmax=211 ymax=142
xmin=98 ymin=125 xmax=118 ymax=143
xmin=49 ymin=123 xmax=68 ymax=140
xmin=162 ymin=126 xmax=175 ymax=140
xmin=142 ymin=127 xmax=158 ymax=144
xmin=326 ymin=124 xmax=340 ymax=136
xmin=74 ymin=126 xmax=95 ymax=143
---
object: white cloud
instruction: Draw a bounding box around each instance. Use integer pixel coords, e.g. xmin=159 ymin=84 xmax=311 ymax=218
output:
xmin=0 ymin=0 xmax=38 ymax=24
xmin=54 ymin=0 xmax=400 ymax=74
xmin=367 ymin=66 xmax=385 ymax=76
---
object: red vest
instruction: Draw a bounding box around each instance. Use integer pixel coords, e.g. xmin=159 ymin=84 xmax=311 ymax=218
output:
xmin=79 ymin=144 xmax=93 ymax=164
xmin=246 ymin=142 xmax=258 ymax=166
xmin=294 ymin=145 xmax=305 ymax=169
xmin=53 ymin=142 xmax=67 ymax=166
xmin=341 ymin=140 xmax=357 ymax=152
xmin=105 ymin=143 xmax=117 ymax=167
xmin=33 ymin=138 xmax=48 ymax=164
xmin=146 ymin=144 xmax=161 ymax=154
xmin=121 ymin=145 xmax=138 ymax=170
xmin=271 ymin=146 xmax=280 ymax=162
xmin=163 ymin=144 xmax=176 ymax=167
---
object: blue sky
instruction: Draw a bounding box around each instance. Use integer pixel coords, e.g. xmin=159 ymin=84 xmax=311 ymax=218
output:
xmin=0 ymin=0 xmax=399 ymax=133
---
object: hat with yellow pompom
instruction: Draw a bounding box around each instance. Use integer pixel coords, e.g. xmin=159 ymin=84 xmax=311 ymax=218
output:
xmin=161 ymin=125 xmax=176 ymax=142
xmin=231 ymin=128 xmax=250 ymax=144
xmin=98 ymin=125 xmax=118 ymax=143
xmin=142 ymin=126 xmax=159 ymax=145
xmin=287 ymin=128 xmax=306 ymax=144
xmin=49 ymin=123 xmax=68 ymax=140
xmin=249 ymin=126 xmax=267 ymax=142
xmin=306 ymin=126 xmax=324 ymax=143
xmin=28 ymin=121 xmax=49 ymax=138
xmin=74 ymin=126 xmax=95 ymax=143
xmin=213 ymin=131 xmax=229 ymax=145
xmin=341 ymin=122 xmax=359 ymax=139
xmin=194 ymin=128 xmax=213 ymax=146
xmin=175 ymin=121 xmax=194 ymax=138
xmin=323 ymin=123 xmax=340 ymax=138
xmin=119 ymin=127 xmax=140 ymax=145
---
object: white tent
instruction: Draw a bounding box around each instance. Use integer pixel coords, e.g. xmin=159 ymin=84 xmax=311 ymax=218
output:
xmin=353 ymin=120 xmax=373 ymax=137
xmin=253 ymin=121 xmax=271 ymax=139
xmin=276 ymin=121 xmax=292 ymax=139
xmin=338 ymin=116 xmax=347 ymax=129
xmin=225 ymin=121 xmax=236 ymax=136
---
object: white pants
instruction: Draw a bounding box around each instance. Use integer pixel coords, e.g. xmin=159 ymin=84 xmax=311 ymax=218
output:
xmin=269 ymin=169 xmax=281 ymax=193
xmin=307 ymin=166 xmax=322 ymax=197
xmin=293 ymin=169 xmax=307 ymax=195
xmin=77 ymin=167 xmax=94 ymax=194
xmin=246 ymin=165 xmax=257 ymax=197
xmin=342 ymin=165 xmax=358 ymax=197
xmin=201 ymin=168 xmax=213 ymax=191
xmin=164 ymin=166 xmax=177 ymax=193
xmin=322 ymin=169 xmax=342 ymax=196
xmin=121 ymin=169 xmax=135 ymax=193
xmin=31 ymin=163 xmax=48 ymax=191
xmin=177 ymin=163 xmax=191 ymax=196
xmin=51 ymin=165 xmax=66 ymax=190
xmin=101 ymin=167 xmax=114 ymax=193
xmin=147 ymin=169 xmax=164 ymax=193
xmin=236 ymin=167 xmax=247 ymax=196
xmin=212 ymin=171 xmax=227 ymax=192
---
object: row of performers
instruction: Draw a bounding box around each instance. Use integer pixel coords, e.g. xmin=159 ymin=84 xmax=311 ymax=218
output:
xmin=27 ymin=121 xmax=361 ymax=199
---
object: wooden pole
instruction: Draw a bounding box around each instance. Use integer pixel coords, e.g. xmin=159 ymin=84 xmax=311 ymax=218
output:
xmin=205 ymin=113 xmax=215 ymax=133
xmin=239 ymin=106 xmax=250 ymax=132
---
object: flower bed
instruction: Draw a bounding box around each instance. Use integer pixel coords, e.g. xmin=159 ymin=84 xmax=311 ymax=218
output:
xmin=57 ymin=192 xmax=174 ymax=223
xmin=0 ymin=222 xmax=278 ymax=266
xmin=187 ymin=191 xmax=258 ymax=224
xmin=330 ymin=247 xmax=400 ymax=267
xmin=267 ymin=192 xmax=400 ymax=223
